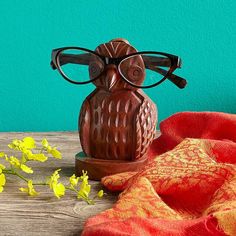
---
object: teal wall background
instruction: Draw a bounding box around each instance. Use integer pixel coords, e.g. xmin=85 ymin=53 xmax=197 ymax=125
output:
xmin=0 ymin=0 xmax=235 ymax=132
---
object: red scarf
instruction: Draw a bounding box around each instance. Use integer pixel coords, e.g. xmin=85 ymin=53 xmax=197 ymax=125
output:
xmin=82 ymin=112 xmax=236 ymax=236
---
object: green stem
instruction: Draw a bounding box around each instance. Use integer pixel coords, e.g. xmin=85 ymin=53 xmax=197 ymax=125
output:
xmin=77 ymin=192 xmax=95 ymax=205
xmin=33 ymin=182 xmax=48 ymax=186
xmin=2 ymin=168 xmax=13 ymax=174
xmin=84 ymin=198 xmax=95 ymax=205
xmin=3 ymin=167 xmax=29 ymax=183
xmin=14 ymin=171 xmax=29 ymax=182
xmin=65 ymin=186 xmax=76 ymax=192
xmin=33 ymin=147 xmax=44 ymax=151
xmin=3 ymin=168 xmax=28 ymax=184
xmin=39 ymin=147 xmax=46 ymax=154
xmin=65 ymin=186 xmax=94 ymax=205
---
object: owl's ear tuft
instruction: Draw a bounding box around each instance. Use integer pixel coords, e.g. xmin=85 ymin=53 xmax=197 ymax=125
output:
xmin=109 ymin=38 xmax=130 ymax=45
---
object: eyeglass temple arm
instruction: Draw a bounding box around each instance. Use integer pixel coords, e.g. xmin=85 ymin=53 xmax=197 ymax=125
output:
xmin=51 ymin=53 xmax=90 ymax=70
xmin=142 ymin=55 xmax=174 ymax=67
xmin=146 ymin=65 xmax=187 ymax=89
xmin=143 ymin=55 xmax=186 ymax=88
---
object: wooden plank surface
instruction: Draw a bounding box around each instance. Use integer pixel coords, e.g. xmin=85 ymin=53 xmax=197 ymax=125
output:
xmin=0 ymin=132 xmax=118 ymax=236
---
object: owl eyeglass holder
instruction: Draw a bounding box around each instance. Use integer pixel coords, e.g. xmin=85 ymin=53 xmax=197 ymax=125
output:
xmin=51 ymin=38 xmax=187 ymax=180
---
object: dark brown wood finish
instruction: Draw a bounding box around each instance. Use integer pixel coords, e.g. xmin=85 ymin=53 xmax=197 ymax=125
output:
xmin=75 ymin=152 xmax=148 ymax=180
xmin=77 ymin=39 xmax=157 ymax=179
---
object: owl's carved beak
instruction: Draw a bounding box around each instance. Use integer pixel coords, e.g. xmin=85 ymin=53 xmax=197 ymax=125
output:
xmin=105 ymin=66 xmax=119 ymax=91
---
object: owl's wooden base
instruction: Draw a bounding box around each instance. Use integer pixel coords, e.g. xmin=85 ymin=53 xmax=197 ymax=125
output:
xmin=75 ymin=152 xmax=147 ymax=180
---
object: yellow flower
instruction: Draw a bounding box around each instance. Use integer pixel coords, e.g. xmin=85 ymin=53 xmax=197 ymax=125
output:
xmin=80 ymin=170 xmax=89 ymax=181
xmin=8 ymin=137 xmax=48 ymax=163
xmin=8 ymin=137 xmax=36 ymax=151
xmin=77 ymin=171 xmax=91 ymax=199
xmin=48 ymin=169 xmax=65 ymax=199
xmin=22 ymin=137 xmax=36 ymax=149
xmin=42 ymin=138 xmax=50 ymax=149
xmin=52 ymin=183 xmax=65 ymax=199
xmin=8 ymin=139 xmax=21 ymax=150
xmin=20 ymin=164 xmax=33 ymax=174
xmin=70 ymin=174 xmax=79 ymax=187
xmin=42 ymin=139 xmax=62 ymax=159
xmin=0 ymin=163 xmax=5 ymax=170
xmin=6 ymin=156 xmax=33 ymax=174
xmin=0 ymin=152 xmax=5 ymax=158
xmin=7 ymin=156 xmax=20 ymax=166
xmin=19 ymin=180 xmax=38 ymax=196
xmin=77 ymin=182 xmax=91 ymax=199
xmin=48 ymin=169 xmax=60 ymax=188
xmin=29 ymin=153 xmax=48 ymax=162
xmin=50 ymin=149 xmax=62 ymax=159
xmin=23 ymin=149 xmax=48 ymax=162
xmin=0 ymin=168 xmax=6 ymax=193
xmin=97 ymin=190 xmax=104 ymax=198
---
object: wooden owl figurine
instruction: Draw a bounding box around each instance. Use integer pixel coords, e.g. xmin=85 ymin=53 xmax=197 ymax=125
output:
xmin=51 ymin=38 xmax=186 ymax=179
xmin=79 ymin=39 xmax=157 ymax=162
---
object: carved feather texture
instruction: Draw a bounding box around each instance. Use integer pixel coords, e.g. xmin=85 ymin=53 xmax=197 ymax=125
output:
xmin=80 ymin=89 xmax=157 ymax=161
xmin=86 ymin=90 xmax=142 ymax=160
xmin=134 ymin=97 xmax=157 ymax=160
xmin=79 ymin=40 xmax=157 ymax=161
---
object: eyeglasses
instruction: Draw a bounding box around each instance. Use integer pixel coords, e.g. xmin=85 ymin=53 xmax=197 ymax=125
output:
xmin=51 ymin=47 xmax=187 ymax=89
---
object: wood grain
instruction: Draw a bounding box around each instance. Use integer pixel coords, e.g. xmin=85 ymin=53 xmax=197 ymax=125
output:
xmin=0 ymin=132 xmax=118 ymax=236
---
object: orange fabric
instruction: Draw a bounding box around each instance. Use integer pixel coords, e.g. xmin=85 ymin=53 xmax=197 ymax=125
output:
xmin=82 ymin=112 xmax=236 ymax=236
